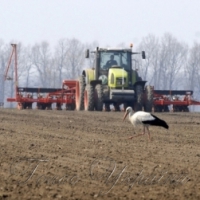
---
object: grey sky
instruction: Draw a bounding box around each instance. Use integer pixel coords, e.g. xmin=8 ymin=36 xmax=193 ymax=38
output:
xmin=0 ymin=0 xmax=199 ymax=48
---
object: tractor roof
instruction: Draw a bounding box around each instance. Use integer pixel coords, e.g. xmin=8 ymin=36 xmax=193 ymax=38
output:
xmin=98 ymin=47 xmax=132 ymax=52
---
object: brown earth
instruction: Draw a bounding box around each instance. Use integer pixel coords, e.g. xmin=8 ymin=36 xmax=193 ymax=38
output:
xmin=0 ymin=108 xmax=200 ymax=200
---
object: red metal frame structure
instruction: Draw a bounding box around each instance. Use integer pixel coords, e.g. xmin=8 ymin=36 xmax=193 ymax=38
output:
xmin=153 ymin=88 xmax=200 ymax=112
xmin=5 ymin=44 xmax=78 ymax=110
xmin=4 ymin=44 xmax=18 ymax=95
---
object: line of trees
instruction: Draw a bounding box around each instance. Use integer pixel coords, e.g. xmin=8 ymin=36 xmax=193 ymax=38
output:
xmin=0 ymin=32 xmax=200 ymax=107
xmin=136 ymin=33 xmax=200 ymax=99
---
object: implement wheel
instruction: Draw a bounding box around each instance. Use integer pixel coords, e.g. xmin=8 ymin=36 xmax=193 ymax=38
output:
xmin=183 ymin=106 xmax=189 ymax=112
xmin=76 ymin=75 xmax=85 ymax=111
xmin=154 ymin=105 xmax=163 ymax=112
xmin=84 ymin=84 xmax=94 ymax=111
xmin=164 ymin=105 xmax=169 ymax=112
xmin=66 ymin=103 xmax=75 ymax=110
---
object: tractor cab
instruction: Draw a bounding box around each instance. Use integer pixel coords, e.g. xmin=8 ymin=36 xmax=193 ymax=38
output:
xmin=85 ymin=47 xmax=145 ymax=88
xmin=100 ymin=50 xmax=131 ymax=71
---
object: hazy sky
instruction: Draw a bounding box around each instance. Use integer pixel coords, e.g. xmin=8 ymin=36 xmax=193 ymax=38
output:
xmin=0 ymin=0 xmax=200 ymax=48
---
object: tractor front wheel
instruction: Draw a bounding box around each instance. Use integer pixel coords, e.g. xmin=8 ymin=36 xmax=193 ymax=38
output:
xmin=94 ymin=84 xmax=103 ymax=111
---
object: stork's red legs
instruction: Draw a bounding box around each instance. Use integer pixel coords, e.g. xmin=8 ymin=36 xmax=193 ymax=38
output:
xmin=128 ymin=126 xmax=151 ymax=141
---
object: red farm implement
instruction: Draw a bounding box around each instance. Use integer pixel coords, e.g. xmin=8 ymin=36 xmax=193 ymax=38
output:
xmin=7 ymin=81 xmax=78 ymax=110
xmin=153 ymin=88 xmax=200 ymax=112
xmin=5 ymin=44 xmax=78 ymax=110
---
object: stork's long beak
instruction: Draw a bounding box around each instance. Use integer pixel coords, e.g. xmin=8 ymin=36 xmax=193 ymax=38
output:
xmin=123 ymin=111 xmax=128 ymax=121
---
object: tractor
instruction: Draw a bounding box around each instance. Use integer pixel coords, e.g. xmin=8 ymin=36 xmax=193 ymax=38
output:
xmin=76 ymin=44 xmax=154 ymax=112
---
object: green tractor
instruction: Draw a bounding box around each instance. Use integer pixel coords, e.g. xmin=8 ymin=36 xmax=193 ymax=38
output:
xmin=75 ymin=44 xmax=153 ymax=112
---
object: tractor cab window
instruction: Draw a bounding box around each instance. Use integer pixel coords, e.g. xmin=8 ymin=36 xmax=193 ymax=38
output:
xmin=100 ymin=52 xmax=118 ymax=70
xmin=100 ymin=51 xmax=131 ymax=71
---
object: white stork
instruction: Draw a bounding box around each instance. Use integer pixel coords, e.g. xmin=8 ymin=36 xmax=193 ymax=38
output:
xmin=123 ymin=107 xmax=169 ymax=141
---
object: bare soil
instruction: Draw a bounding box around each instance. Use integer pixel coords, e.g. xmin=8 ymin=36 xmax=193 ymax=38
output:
xmin=0 ymin=108 xmax=200 ymax=200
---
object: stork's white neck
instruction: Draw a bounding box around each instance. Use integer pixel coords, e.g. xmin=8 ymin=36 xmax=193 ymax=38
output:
xmin=128 ymin=110 xmax=134 ymax=119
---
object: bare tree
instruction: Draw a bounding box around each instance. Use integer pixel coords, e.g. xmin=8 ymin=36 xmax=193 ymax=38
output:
xmin=137 ymin=34 xmax=160 ymax=87
xmin=2 ymin=42 xmax=17 ymax=108
xmin=139 ymin=33 xmax=187 ymax=89
xmin=137 ymin=33 xmax=188 ymax=90
xmin=23 ymin=45 xmax=34 ymax=87
xmin=14 ymin=44 xmax=37 ymax=88
xmin=32 ymin=41 xmax=52 ymax=87
xmin=53 ymin=38 xmax=68 ymax=86
xmin=0 ymin=39 xmax=6 ymax=105
xmin=160 ymin=33 xmax=188 ymax=90
xmin=65 ymin=38 xmax=85 ymax=79
xmin=15 ymin=43 xmax=34 ymax=87
xmin=185 ymin=42 xmax=200 ymax=93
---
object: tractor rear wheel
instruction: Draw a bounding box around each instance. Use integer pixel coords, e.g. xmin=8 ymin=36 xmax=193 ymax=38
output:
xmin=94 ymin=84 xmax=103 ymax=111
xmin=76 ymin=75 xmax=85 ymax=111
xmin=134 ymin=85 xmax=143 ymax=111
xmin=84 ymin=84 xmax=94 ymax=111
xmin=144 ymin=85 xmax=153 ymax=112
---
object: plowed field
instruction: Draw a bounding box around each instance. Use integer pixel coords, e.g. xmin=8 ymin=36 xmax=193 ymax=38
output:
xmin=0 ymin=109 xmax=200 ymax=200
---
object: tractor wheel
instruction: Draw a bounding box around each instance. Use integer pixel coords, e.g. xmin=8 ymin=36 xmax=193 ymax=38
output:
xmin=134 ymin=85 xmax=143 ymax=111
xmin=94 ymin=84 xmax=103 ymax=111
xmin=144 ymin=85 xmax=153 ymax=112
xmin=76 ymin=75 xmax=85 ymax=111
xmin=164 ymin=105 xmax=169 ymax=112
xmin=84 ymin=84 xmax=94 ymax=111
